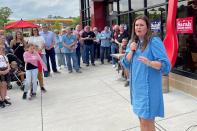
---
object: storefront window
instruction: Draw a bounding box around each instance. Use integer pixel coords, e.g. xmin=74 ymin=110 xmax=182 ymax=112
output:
xmin=132 ymin=11 xmax=144 ymax=18
xmin=108 ymin=3 xmax=113 ymax=14
xmin=131 ymin=0 xmax=144 ymax=10
xmin=147 ymin=6 xmax=166 ymax=40
xmin=120 ymin=0 xmax=129 ymax=12
xmin=113 ymin=2 xmax=117 ymax=12
xmin=120 ymin=14 xmax=129 ymax=25
xmin=173 ymin=0 xmax=197 ymax=78
xmin=147 ymin=0 xmax=166 ymax=7
xmin=86 ymin=0 xmax=89 ymax=9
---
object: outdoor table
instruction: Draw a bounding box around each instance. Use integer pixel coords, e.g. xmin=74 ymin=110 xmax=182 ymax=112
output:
xmin=110 ymin=53 xmax=125 ymax=60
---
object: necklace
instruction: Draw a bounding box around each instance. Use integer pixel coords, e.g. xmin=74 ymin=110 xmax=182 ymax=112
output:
xmin=138 ymin=39 xmax=144 ymax=49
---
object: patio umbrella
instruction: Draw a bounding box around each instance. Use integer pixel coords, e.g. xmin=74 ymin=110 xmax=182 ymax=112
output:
xmin=4 ymin=19 xmax=40 ymax=30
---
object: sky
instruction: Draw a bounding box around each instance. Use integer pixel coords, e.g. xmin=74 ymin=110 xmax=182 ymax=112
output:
xmin=0 ymin=0 xmax=80 ymax=20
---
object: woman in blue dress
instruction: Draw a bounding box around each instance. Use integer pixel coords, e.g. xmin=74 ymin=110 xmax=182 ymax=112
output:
xmin=125 ymin=15 xmax=171 ymax=131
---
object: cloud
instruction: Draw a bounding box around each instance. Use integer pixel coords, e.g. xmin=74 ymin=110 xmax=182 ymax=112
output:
xmin=0 ymin=0 xmax=79 ymax=20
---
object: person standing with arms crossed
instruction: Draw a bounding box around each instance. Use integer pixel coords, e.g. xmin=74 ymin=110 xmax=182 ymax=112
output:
xmin=124 ymin=15 xmax=171 ymax=131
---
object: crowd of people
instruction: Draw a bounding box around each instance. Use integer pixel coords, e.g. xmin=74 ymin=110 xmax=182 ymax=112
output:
xmin=0 ymin=15 xmax=171 ymax=131
xmin=0 ymin=23 xmax=130 ymax=107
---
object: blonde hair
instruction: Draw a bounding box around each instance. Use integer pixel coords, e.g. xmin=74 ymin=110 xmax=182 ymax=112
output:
xmin=0 ymin=35 xmax=5 ymax=45
xmin=26 ymin=43 xmax=34 ymax=48
xmin=11 ymin=31 xmax=26 ymax=47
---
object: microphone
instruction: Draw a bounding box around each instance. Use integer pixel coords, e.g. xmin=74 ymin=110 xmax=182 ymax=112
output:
xmin=135 ymin=37 xmax=138 ymax=45
xmin=131 ymin=37 xmax=138 ymax=53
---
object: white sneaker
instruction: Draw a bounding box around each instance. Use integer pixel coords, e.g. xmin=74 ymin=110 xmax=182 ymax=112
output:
xmin=112 ymin=64 xmax=116 ymax=68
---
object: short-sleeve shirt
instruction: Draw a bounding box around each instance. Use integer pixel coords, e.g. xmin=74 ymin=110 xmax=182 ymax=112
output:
xmin=28 ymin=36 xmax=46 ymax=54
xmin=62 ymin=34 xmax=77 ymax=53
xmin=116 ymin=31 xmax=130 ymax=43
xmin=81 ymin=31 xmax=95 ymax=45
xmin=39 ymin=31 xmax=55 ymax=48
xmin=0 ymin=55 xmax=8 ymax=68
xmin=55 ymin=35 xmax=64 ymax=53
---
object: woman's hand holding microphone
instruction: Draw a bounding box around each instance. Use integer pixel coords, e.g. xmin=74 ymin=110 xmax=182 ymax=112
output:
xmin=126 ymin=41 xmax=138 ymax=61
xmin=126 ymin=41 xmax=154 ymax=68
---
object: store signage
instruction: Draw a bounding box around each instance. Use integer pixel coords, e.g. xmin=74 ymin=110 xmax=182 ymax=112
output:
xmin=176 ymin=17 xmax=193 ymax=33
xmin=151 ymin=20 xmax=161 ymax=33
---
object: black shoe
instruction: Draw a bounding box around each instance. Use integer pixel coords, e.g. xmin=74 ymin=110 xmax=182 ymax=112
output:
xmin=68 ymin=70 xmax=73 ymax=73
xmin=41 ymin=87 xmax=47 ymax=93
xmin=20 ymin=85 xmax=25 ymax=91
xmin=86 ymin=64 xmax=89 ymax=67
xmin=16 ymin=81 xmax=21 ymax=86
xmin=91 ymin=63 xmax=95 ymax=66
xmin=0 ymin=101 xmax=5 ymax=108
xmin=29 ymin=93 xmax=36 ymax=100
xmin=100 ymin=62 xmax=104 ymax=65
xmin=54 ymin=71 xmax=61 ymax=73
xmin=4 ymin=99 xmax=11 ymax=105
xmin=31 ymin=93 xmax=36 ymax=97
xmin=124 ymin=81 xmax=129 ymax=87
xmin=7 ymin=84 xmax=12 ymax=90
xmin=76 ymin=70 xmax=82 ymax=73
xmin=22 ymin=92 xmax=27 ymax=99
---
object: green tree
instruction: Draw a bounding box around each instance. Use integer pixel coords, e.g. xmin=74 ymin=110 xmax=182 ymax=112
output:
xmin=52 ymin=21 xmax=61 ymax=31
xmin=0 ymin=7 xmax=12 ymax=28
xmin=47 ymin=15 xmax=64 ymax=19
xmin=70 ymin=16 xmax=80 ymax=28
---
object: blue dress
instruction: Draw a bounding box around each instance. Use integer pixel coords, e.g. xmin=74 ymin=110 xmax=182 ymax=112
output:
xmin=123 ymin=37 xmax=171 ymax=119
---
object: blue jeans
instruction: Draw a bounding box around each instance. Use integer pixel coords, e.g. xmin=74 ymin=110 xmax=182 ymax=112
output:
xmin=56 ymin=52 xmax=66 ymax=67
xmin=45 ymin=48 xmax=57 ymax=72
xmin=94 ymin=42 xmax=100 ymax=59
xmin=84 ymin=44 xmax=94 ymax=64
xmin=24 ymin=69 xmax=38 ymax=93
xmin=111 ymin=43 xmax=119 ymax=65
xmin=65 ymin=53 xmax=79 ymax=71
xmin=81 ymin=44 xmax=86 ymax=63
xmin=100 ymin=46 xmax=110 ymax=63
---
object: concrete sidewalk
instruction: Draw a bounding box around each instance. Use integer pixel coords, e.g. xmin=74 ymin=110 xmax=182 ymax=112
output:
xmin=0 ymin=62 xmax=197 ymax=131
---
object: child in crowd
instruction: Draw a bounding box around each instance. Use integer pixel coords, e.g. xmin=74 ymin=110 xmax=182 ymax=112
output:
xmin=120 ymin=38 xmax=129 ymax=87
xmin=119 ymin=38 xmax=128 ymax=54
xmin=23 ymin=44 xmax=47 ymax=100
xmin=0 ymin=44 xmax=11 ymax=108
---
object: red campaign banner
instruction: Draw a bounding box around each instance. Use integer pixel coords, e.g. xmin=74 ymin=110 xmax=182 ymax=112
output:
xmin=176 ymin=17 xmax=193 ymax=33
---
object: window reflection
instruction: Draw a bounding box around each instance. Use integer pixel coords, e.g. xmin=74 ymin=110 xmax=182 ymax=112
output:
xmin=147 ymin=6 xmax=166 ymax=40
xmin=120 ymin=0 xmax=128 ymax=12
xmin=174 ymin=0 xmax=197 ymax=74
xmin=131 ymin=0 xmax=144 ymax=10
xmin=147 ymin=0 xmax=165 ymax=7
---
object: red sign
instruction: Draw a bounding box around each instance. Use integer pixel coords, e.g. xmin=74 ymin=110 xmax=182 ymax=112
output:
xmin=176 ymin=17 xmax=193 ymax=33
